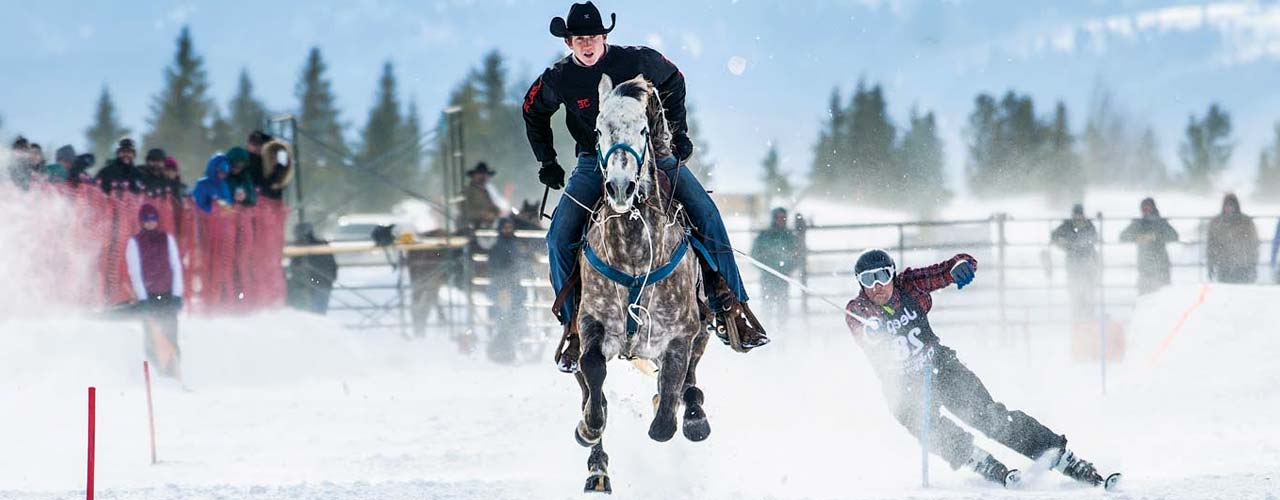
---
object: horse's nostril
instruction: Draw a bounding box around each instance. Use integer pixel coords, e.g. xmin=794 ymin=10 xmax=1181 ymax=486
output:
xmin=605 ymin=183 xmax=617 ymax=198
xmin=625 ymin=181 xmax=637 ymax=197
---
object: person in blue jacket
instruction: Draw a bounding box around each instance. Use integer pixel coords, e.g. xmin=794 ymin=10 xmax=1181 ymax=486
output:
xmin=191 ymin=153 xmax=232 ymax=213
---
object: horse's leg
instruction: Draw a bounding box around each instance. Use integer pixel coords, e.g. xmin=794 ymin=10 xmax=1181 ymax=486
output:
xmin=576 ymin=315 xmax=612 ymax=493
xmin=649 ymin=334 xmax=690 ymax=442
xmin=682 ymin=323 xmax=712 ymax=442
xmin=575 ymin=315 xmax=608 ymax=446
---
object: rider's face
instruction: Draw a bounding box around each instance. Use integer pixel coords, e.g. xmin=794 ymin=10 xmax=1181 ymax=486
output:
xmin=866 ymin=281 xmax=894 ymax=305
xmin=565 ymin=35 xmax=606 ymax=66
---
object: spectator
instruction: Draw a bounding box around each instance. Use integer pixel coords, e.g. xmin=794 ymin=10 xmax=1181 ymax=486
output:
xmin=125 ymin=203 xmax=185 ymax=379
xmin=485 ymin=217 xmax=530 ymax=363
xmin=1271 ymin=219 xmax=1280 ymax=284
xmin=246 ymin=130 xmax=288 ymax=199
xmin=1119 ymin=198 xmax=1179 ymax=295
xmin=286 ymin=222 xmax=338 ymax=314
xmin=191 ymin=153 xmax=233 ymax=213
xmin=138 ymin=148 xmax=170 ymax=195
xmin=1206 ymin=193 xmax=1259 ymax=284
xmin=95 ymin=137 xmax=140 ymax=194
xmin=225 ymin=146 xmax=258 ymax=206
xmin=68 ymin=153 xmax=95 ymax=187
xmin=163 ymin=157 xmax=186 ymax=196
xmin=28 ymin=143 xmax=45 ymax=173
xmin=46 ymin=145 xmax=75 ymax=183
xmin=1051 ymin=204 xmax=1100 ymax=322
xmin=750 ymin=207 xmax=801 ymax=319
xmin=462 ymin=162 xmax=501 ymax=231
xmin=7 ymin=136 xmax=33 ymax=188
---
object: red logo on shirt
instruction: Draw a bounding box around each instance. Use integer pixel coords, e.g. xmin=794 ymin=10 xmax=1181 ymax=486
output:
xmin=577 ymin=98 xmax=592 ymax=109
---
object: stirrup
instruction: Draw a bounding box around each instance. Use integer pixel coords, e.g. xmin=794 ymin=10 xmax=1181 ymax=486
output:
xmin=553 ymin=321 xmax=580 ymax=373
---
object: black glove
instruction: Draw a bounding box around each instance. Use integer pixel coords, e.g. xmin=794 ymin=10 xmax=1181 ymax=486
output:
xmin=539 ymin=160 xmax=565 ymax=189
xmin=672 ymin=135 xmax=694 ymax=163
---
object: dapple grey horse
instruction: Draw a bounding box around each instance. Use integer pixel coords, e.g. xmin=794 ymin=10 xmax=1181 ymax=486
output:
xmin=572 ymin=74 xmax=712 ymax=494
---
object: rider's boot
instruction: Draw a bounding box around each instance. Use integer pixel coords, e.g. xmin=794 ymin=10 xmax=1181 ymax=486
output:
xmin=711 ymin=279 xmax=770 ymax=352
xmin=554 ymin=318 xmax=580 ymax=373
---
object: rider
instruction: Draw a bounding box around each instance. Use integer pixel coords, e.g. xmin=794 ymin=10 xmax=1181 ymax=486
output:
xmin=523 ymin=1 xmax=768 ymax=372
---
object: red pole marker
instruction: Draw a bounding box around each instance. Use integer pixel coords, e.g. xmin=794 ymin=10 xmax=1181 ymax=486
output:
xmin=144 ymin=361 xmax=157 ymax=464
xmin=87 ymin=386 xmax=96 ymax=500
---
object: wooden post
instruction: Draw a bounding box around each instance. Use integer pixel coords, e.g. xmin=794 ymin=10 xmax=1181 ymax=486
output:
xmin=87 ymin=387 xmax=96 ymax=500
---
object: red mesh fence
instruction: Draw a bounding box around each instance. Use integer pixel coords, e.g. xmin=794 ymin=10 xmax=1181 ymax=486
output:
xmin=21 ymin=181 xmax=286 ymax=314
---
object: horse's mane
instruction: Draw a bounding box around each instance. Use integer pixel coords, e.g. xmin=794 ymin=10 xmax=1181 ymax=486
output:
xmin=608 ymin=78 xmax=674 ymax=167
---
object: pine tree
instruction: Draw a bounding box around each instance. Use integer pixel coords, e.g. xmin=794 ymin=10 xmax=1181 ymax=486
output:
xmin=809 ymin=88 xmax=844 ymax=198
xmin=899 ymin=107 xmax=948 ymax=216
xmin=845 ymin=82 xmax=898 ymax=204
xmin=295 ymin=47 xmax=350 ymax=166
xmin=1178 ymin=103 xmax=1233 ymax=192
xmin=228 ymin=69 xmax=269 ymax=147
xmin=1133 ymin=127 xmax=1168 ymax=187
xmin=1043 ymin=101 xmax=1084 ymax=204
xmin=1254 ymin=123 xmax=1280 ymax=199
xmin=143 ymin=26 xmax=212 ymax=180
xmin=351 ymin=61 xmax=406 ymax=211
xmin=207 ymin=108 xmax=234 ymax=153
xmin=965 ymin=93 xmax=999 ymax=197
xmin=760 ymin=141 xmax=791 ymax=210
xmin=85 ymin=86 xmax=131 ymax=162
xmin=295 ymin=47 xmax=349 ymax=212
xmin=400 ymin=97 xmax=426 ymax=190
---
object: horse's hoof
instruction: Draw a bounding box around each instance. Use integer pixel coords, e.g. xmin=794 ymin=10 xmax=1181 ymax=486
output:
xmin=583 ymin=473 xmax=612 ymax=494
xmin=682 ymin=406 xmax=711 ymax=442
xmin=648 ymin=413 xmax=677 ymax=442
xmin=575 ymin=420 xmax=602 ymax=447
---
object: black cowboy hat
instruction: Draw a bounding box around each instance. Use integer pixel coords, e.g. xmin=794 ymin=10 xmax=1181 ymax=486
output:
xmin=550 ymin=2 xmax=615 ymax=38
xmin=467 ymin=162 xmax=496 ymax=176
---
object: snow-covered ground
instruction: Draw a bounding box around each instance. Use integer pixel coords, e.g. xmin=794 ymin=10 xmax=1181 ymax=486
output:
xmin=2 ymin=283 xmax=1277 ymax=499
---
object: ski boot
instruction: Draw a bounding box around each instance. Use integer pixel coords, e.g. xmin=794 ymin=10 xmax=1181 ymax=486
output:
xmin=1053 ymin=448 xmax=1121 ymax=491
xmin=968 ymin=448 xmax=1020 ymax=488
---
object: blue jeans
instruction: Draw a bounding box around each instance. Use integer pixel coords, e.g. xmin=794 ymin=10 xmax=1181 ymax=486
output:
xmin=547 ymin=154 xmax=749 ymax=323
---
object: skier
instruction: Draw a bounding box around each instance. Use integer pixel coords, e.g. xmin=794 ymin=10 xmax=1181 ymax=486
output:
xmin=126 ymin=204 xmax=185 ymax=379
xmin=523 ymin=1 xmax=767 ymax=372
xmin=843 ymin=249 xmax=1119 ymax=489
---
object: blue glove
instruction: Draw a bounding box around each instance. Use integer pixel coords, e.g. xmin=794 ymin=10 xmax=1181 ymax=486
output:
xmin=951 ymin=260 xmax=975 ymax=289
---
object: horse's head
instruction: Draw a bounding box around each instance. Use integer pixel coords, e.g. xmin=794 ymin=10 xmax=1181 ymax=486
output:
xmin=595 ymin=74 xmax=670 ymax=213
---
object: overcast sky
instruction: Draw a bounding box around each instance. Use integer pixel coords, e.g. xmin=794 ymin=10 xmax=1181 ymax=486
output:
xmin=2 ymin=0 xmax=1277 ymax=194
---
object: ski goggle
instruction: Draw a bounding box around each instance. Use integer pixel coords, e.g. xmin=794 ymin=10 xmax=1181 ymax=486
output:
xmin=857 ymin=266 xmax=895 ymax=288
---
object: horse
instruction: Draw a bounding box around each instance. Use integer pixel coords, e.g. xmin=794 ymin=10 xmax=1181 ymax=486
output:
xmin=571 ymin=74 xmax=712 ymax=494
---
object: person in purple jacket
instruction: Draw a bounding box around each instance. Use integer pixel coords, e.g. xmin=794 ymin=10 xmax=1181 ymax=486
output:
xmin=126 ymin=203 xmax=185 ymax=379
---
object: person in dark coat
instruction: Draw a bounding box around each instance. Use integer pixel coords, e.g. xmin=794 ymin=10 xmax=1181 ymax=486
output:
xmin=134 ymin=148 xmax=170 ymax=195
xmin=95 ymin=138 xmax=141 ymax=194
xmin=485 ymin=217 xmax=531 ymax=364
xmin=1051 ymin=204 xmax=1099 ymax=323
xmin=162 ymin=157 xmax=186 ymax=197
xmin=67 ymin=153 xmax=96 ymax=187
xmin=462 ymin=162 xmax=502 ymax=232
xmin=286 ymin=223 xmax=338 ymax=314
xmin=1206 ymin=193 xmax=1259 ymax=284
xmin=750 ymin=207 xmax=801 ymax=319
xmin=246 ymin=130 xmax=288 ymax=200
xmin=224 ymin=146 xmax=258 ymax=206
xmin=125 ymin=204 xmax=185 ymax=379
xmin=1119 ymin=198 xmax=1179 ymax=295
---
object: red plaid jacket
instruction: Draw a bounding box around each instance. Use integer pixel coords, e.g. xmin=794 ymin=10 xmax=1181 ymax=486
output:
xmin=844 ymin=254 xmax=977 ymax=336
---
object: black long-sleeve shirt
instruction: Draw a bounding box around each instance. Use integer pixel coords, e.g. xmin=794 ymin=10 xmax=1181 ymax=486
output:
xmin=522 ymin=45 xmax=690 ymax=164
